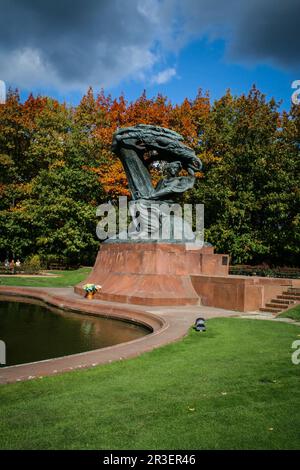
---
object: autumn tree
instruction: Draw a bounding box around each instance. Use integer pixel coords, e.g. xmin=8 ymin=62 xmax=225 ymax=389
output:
xmin=188 ymin=86 xmax=300 ymax=265
xmin=0 ymin=86 xmax=299 ymax=267
xmin=0 ymin=91 xmax=106 ymax=264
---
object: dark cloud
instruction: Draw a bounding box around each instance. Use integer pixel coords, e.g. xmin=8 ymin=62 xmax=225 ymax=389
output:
xmin=172 ymin=0 xmax=300 ymax=70
xmin=0 ymin=0 xmax=162 ymax=89
xmin=230 ymin=0 xmax=300 ymax=68
xmin=0 ymin=0 xmax=298 ymax=92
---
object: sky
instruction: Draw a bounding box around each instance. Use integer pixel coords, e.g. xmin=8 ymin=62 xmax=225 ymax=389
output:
xmin=0 ymin=0 xmax=299 ymax=108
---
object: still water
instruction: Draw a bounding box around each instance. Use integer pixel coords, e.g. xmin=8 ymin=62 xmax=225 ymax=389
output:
xmin=0 ymin=300 xmax=150 ymax=366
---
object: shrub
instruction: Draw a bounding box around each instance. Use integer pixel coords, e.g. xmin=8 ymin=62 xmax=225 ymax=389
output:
xmin=23 ymin=254 xmax=42 ymax=274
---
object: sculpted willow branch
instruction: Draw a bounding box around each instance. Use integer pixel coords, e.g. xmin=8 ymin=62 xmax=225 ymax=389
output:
xmin=111 ymin=124 xmax=202 ymax=202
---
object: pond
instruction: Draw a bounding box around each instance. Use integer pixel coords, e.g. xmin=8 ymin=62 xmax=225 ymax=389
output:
xmin=0 ymin=300 xmax=150 ymax=367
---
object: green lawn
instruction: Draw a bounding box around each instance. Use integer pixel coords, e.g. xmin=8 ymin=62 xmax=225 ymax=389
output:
xmin=1 ymin=317 xmax=300 ymax=450
xmin=0 ymin=267 xmax=91 ymax=288
xmin=280 ymin=304 xmax=300 ymax=322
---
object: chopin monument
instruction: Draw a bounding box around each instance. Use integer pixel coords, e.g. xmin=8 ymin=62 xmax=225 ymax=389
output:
xmin=112 ymin=124 xmax=202 ymax=242
xmin=110 ymin=124 xmax=201 ymax=242
xmin=111 ymin=124 xmax=201 ymax=202
xmin=76 ymin=125 xmax=229 ymax=305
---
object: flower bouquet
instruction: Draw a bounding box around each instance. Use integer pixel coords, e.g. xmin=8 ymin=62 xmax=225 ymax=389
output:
xmin=83 ymin=284 xmax=102 ymax=300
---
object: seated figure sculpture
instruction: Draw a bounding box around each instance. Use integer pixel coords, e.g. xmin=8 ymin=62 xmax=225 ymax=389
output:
xmin=146 ymin=161 xmax=195 ymax=201
xmin=111 ymin=124 xmax=203 ymax=241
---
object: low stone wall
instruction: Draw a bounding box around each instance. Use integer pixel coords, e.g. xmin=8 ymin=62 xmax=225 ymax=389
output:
xmin=191 ymin=275 xmax=300 ymax=312
xmin=0 ymin=286 xmax=233 ymax=384
xmin=0 ymin=287 xmax=167 ymax=384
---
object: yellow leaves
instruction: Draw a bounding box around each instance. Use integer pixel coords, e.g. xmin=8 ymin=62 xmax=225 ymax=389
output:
xmin=0 ymin=153 xmax=14 ymax=166
xmin=9 ymin=204 xmax=26 ymax=213
xmin=22 ymin=182 xmax=34 ymax=196
xmin=49 ymin=160 xmax=65 ymax=170
xmin=200 ymin=151 xmax=222 ymax=165
xmin=36 ymin=237 xmax=49 ymax=246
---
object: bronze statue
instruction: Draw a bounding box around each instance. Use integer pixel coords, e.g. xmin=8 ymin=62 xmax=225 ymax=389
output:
xmin=111 ymin=124 xmax=202 ymax=202
xmin=146 ymin=161 xmax=195 ymax=201
xmin=111 ymin=124 xmax=202 ymax=241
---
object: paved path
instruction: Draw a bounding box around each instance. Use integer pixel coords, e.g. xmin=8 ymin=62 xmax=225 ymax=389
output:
xmin=0 ymin=287 xmax=299 ymax=385
xmin=0 ymin=287 xmax=239 ymax=384
xmin=239 ymin=312 xmax=300 ymax=326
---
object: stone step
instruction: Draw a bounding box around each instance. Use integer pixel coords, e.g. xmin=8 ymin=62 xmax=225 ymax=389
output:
xmin=287 ymin=288 xmax=300 ymax=294
xmin=265 ymin=303 xmax=288 ymax=309
xmin=282 ymin=291 xmax=300 ymax=296
xmin=280 ymin=293 xmax=300 ymax=300
xmin=271 ymin=298 xmax=295 ymax=305
xmin=260 ymin=307 xmax=283 ymax=313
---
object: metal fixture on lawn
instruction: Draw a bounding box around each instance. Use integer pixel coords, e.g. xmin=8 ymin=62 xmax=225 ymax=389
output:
xmin=194 ymin=317 xmax=206 ymax=332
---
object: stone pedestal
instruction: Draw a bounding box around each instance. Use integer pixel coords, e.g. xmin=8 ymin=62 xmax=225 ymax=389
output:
xmin=75 ymin=242 xmax=229 ymax=306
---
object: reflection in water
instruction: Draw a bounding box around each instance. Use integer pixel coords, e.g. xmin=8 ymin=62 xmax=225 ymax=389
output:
xmin=81 ymin=321 xmax=93 ymax=336
xmin=0 ymin=301 xmax=150 ymax=367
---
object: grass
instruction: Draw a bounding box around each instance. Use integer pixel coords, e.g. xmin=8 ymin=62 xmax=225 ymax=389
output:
xmin=0 ymin=267 xmax=91 ymax=288
xmin=279 ymin=304 xmax=300 ymax=321
xmin=1 ymin=317 xmax=300 ymax=450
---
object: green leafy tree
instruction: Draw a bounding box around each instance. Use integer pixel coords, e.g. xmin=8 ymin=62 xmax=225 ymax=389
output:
xmin=189 ymin=87 xmax=300 ymax=265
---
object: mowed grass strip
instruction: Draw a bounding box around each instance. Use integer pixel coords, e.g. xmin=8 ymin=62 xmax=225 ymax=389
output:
xmin=0 ymin=318 xmax=300 ymax=450
xmin=280 ymin=304 xmax=300 ymax=322
xmin=0 ymin=267 xmax=91 ymax=288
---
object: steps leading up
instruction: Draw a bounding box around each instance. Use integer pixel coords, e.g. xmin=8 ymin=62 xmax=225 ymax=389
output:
xmin=266 ymin=303 xmax=288 ymax=309
xmin=260 ymin=306 xmax=283 ymax=314
xmin=259 ymin=286 xmax=299 ymax=315
xmin=278 ymin=294 xmax=300 ymax=301
xmin=282 ymin=292 xmax=300 ymax=300
xmin=270 ymin=298 xmax=295 ymax=305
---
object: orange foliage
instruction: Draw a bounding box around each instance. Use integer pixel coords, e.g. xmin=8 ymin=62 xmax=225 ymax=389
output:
xmin=0 ymin=87 xmax=210 ymax=199
xmin=83 ymin=88 xmax=210 ymax=197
